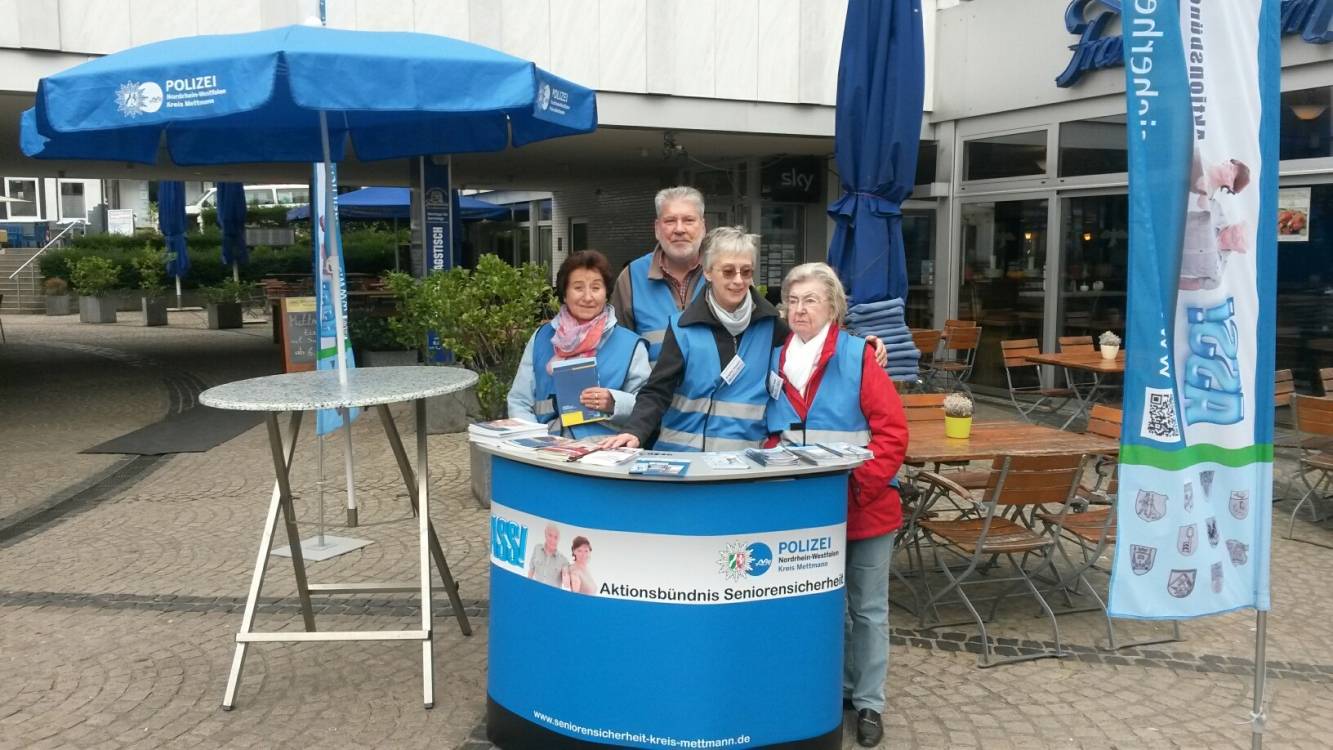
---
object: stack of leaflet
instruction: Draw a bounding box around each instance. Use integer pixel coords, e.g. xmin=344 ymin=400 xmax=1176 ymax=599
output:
xmin=468 ymin=418 xmax=550 ymax=442
xmin=844 ymin=297 xmax=919 ymax=382
xmin=744 ymin=447 xmax=799 ymax=467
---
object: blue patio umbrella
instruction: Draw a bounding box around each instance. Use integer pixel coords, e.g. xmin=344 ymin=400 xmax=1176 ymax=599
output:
xmin=157 ymin=180 xmax=189 ymax=308
xmin=216 ymin=182 xmax=249 ymax=280
xmin=827 ymin=0 xmax=925 ymax=306
xmin=284 ymin=187 xmax=509 ymax=221
xmin=21 ymin=23 xmax=596 ymax=384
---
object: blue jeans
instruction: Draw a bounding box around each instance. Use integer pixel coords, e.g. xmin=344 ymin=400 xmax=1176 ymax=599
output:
xmin=844 ymin=532 xmax=892 ymax=713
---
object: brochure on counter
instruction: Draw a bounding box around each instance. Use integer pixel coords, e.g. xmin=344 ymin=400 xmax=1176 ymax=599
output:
xmin=467 ymin=418 xmax=549 ymax=440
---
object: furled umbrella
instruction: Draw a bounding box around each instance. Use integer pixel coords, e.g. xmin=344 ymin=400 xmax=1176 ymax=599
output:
xmin=157 ymin=180 xmax=189 ymax=310
xmin=827 ymin=0 xmax=925 ymax=306
xmin=216 ymin=182 xmax=249 ymax=283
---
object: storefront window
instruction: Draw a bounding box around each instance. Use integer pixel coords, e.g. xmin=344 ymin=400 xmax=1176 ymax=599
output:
xmin=1280 ymin=86 xmax=1333 ymax=161
xmin=902 ymin=209 xmax=935 ymax=328
xmin=915 ymin=141 xmax=939 ymax=186
xmin=6 ymin=178 xmax=38 ymax=218
xmin=59 ymin=182 xmax=87 ymax=221
xmin=963 ymin=131 xmax=1046 ymax=181
xmin=1059 ymin=116 xmax=1128 ymax=177
xmin=1059 ymin=195 xmax=1128 ymax=341
xmin=1276 ymin=183 xmax=1333 ymax=386
xmin=958 ymin=198 xmax=1048 ymax=388
xmin=758 ymin=205 xmax=804 ymax=293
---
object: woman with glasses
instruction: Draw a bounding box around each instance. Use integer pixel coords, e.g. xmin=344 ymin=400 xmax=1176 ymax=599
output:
xmin=602 ymin=226 xmax=781 ymax=452
xmin=764 ymin=262 xmax=907 ymax=748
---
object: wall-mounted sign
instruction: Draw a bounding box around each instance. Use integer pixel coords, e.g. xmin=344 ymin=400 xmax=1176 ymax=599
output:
xmin=1057 ymin=0 xmax=1333 ymax=88
xmin=1278 ymin=187 xmax=1311 ymax=242
xmin=107 ymin=208 xmax=135 ymax=236
xmin=760 ymin=157 xmax=822 ymax=203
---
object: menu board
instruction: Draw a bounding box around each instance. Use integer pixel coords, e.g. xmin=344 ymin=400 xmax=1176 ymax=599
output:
xmin=280 ymin=296 xmax=317 ymax=373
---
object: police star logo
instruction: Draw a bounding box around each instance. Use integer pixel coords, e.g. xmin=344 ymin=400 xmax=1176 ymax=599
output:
xmin=716 ymin=541 xmax=753 ymax=582
xmin=1130 ymin=544 xmax=1156 ymax=576
xmin=116 ymin=81 xmax=145 ymax=117
xmin=1167 ymin=569 xmax=1197 ymax=599
xmin=1135 ymin=490 xmax=1168 ymax=522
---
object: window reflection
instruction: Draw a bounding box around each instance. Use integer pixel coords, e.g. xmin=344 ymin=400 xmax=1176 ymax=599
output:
xmin=902 ymin=210 xmax=935 ymax=329
xmin=963 ymin=131 xmax=1046 ymax=181
xmin=1281 ymin=87 xmax=1333 ymax=161
xmin=1276 ymin=183 xmax=1333 ymax=386
xmin=1059 ymin=115 xmax=1127 ymax=177
xmin=1060 ymin=195 xmax=1128 ymax=341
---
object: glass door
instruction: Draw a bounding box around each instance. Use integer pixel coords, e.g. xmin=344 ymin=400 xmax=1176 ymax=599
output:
xmin=758 ymin=205 xmax=805 ymax=293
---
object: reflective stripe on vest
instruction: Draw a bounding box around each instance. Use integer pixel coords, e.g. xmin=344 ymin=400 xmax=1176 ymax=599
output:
xmin=656 ymin=314 xmax=774 ymax=453
xmin=628 ymin=253 xmax=704 ymax=363
xmin=530 ymin=323 xmax=644 ymax=439
xmin=767 ymin=330 xmax=871 ymax=447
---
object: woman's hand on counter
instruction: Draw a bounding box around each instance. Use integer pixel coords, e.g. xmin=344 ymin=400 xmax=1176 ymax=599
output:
xmin=599 ymin=433 xmax=641 ymax=450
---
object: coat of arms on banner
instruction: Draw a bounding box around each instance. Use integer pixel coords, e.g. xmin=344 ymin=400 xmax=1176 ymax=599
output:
xmin=1184 ymin=481 xmax=1194 ymax=512
xmin=1135 ymin=490 xmax=1168 ymax=522
xmin=1167 ymin=569 xmax=1197 ymax=599
xmin=1177 ymin=524 xmax=1197 ymax=556
xmin=1130 ymin=544 xmax=1157 ymax=575
xmin=1200 ymin=470 xmax=1215 ymax=498
xmin=1205 ymin=517 xmax=1219 ymax=547
xmin=1211 ymin=562 xmax=1224 ymax=593
xmin=1229 ymin=490 xmax=1250 ymax=520
xmin=1226 ymin=539 xmax=1249 ymax=566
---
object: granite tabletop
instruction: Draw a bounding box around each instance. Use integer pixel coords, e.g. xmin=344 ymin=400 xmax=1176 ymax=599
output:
xmin=200 ymin=367 xmax=478 ymax=412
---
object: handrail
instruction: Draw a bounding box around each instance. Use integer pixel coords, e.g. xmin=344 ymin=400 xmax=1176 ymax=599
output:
xmin=7 ymin=220 xmax=86 ymax=280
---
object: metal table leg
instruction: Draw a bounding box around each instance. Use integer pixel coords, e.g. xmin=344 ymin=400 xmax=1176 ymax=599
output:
xmin=376 ymin=404 xmax=473 ymax=637
xmin=222 ymin=411 xmax=306 ymax=711
xmin=415 ymin=398 xmax=435 ymax=709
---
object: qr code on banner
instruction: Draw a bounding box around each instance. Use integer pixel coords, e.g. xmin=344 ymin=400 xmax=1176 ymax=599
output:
xmin=1141 ymin=388 xmax=1180 ymax=442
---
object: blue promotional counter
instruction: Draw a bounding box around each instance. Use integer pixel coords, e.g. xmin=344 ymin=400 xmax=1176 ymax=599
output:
xmin=477 ymin=443 xmax=859 ymax=750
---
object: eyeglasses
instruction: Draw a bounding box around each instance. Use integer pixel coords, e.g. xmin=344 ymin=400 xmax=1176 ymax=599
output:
xmin=718 ymin=266 xmax=753 ymax=280
xmin=659 ymin=215 xmax=700 ymax=229
xmin=786 ymin=295 xmax=826 ymax=311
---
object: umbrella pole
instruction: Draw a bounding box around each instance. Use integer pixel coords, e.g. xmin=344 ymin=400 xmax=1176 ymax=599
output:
xmin=175 ymin=276 xmax=182 ymax=311
xmin=340 ymin=407 xmax=357 ymax=527
xmin=319 ymin=110 xmax=350 ymax=388
xmin=232 ymin=261 xmax=240 ymax=284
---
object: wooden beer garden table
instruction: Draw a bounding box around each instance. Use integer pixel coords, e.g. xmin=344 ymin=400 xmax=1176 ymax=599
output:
xmin=1024 ymin=350 xmax=1126 ymax=429
xmin=906 ymin=419 xmax=1119 ymax=465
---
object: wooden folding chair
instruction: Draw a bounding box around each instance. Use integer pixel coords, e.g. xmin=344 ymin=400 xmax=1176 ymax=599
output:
xmin=915 ymin=453 xmax=1090 ymax=667
xmin=1320 ymin=367 xmax=1333 ymax=397
xmin=909 ymin=329 xmax=942 ymax=390
xmin=1286 ymin=395 xmax=1333 ymax=541
xmin=928 ymin=325 xmax=982 ymax=395
xmin=1000 ymin=338 xmax=1072 ymax=423
xmin=1034 ymin=406 xmax=1181 ymax=651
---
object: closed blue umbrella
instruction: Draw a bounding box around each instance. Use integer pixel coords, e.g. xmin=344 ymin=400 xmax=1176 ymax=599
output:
xmin=827 ymin=0 xmax=925 ymax=306
xmin=158 ymin=180 xmax=188 ymax=309
xmin=216 ymin=182 xmax=248 ymax=280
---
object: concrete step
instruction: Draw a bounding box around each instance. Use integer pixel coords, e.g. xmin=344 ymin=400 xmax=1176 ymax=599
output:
xmin=0 ymin=251 xmax=46 ymax=313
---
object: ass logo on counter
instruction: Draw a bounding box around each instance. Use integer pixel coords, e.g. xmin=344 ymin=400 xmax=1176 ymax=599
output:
xmin=491 ymin=516 xmax=529 ymax=568
xmin=716 ymin=541 xmax=772 ymax=581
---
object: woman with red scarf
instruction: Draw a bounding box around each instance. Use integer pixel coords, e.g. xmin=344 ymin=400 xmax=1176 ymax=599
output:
xmin=507 ymin=250 xmax=650 ymax=438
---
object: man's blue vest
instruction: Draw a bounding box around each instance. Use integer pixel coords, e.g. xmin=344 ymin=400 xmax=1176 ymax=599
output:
xmin=655 ymin=315 xmax=775 ymax=452
xmin=628 ymin=253 xmax=705 ymax=364
xmin=767 ymin=330 xmax=872 ymax=447
xmin=531 ymin=323 xmax=644 ymax=439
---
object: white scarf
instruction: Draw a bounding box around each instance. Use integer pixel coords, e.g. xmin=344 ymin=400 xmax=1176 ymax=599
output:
xmin=783 ymin=322 xmax=832 ymax=397
xmin=707 ymin=288 xmax=754 ymax=337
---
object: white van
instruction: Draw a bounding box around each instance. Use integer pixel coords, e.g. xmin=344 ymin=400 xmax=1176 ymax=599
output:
xmin=186 ymin=184 xmax=310 ymax=216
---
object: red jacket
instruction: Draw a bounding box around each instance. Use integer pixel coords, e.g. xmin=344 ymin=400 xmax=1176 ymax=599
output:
xmin=765 ymin=331 xmax=909 ymax=540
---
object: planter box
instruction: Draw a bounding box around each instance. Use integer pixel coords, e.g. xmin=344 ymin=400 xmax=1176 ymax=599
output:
xmin=470 ymin=442 xmax=492 ymax=508
xmin=45 ymin=295 xmax=74 ymax=316
xmin=207 ymin=302 xmax=243 ymax=329
xmin=359 ymin=349 xmax=419 ymax=368
xmin=78 ymin=296 xmax=118 ymax=324
xmin=142 ymin=297 xmax=168 ymax=327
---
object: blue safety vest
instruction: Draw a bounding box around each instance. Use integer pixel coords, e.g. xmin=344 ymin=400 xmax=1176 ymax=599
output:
xmin=767 ymin=330 xmax=872 ymax=447
xmin=655 ymin=316 xmax=775 ymax=452
xmin=628 ymin=253 xmax=705 ymax=364
xmin=531 ymin=323 xmax=645 ymax=439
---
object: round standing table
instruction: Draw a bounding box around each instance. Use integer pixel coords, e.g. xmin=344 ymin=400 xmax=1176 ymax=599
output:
xmin=200 ymin=366 xmax=477 ymax=711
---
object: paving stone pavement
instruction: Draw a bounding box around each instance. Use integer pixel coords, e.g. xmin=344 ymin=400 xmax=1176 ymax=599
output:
xmin=3 ymin=313 xmax=1333 ymax=749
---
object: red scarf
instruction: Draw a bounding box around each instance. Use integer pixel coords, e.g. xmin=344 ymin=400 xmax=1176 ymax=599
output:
xmin=546 ymin=305 xmax=608 ymax=374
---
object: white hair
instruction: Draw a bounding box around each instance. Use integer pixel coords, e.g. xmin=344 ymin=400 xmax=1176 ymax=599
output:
xmin=701 ymin=226 xmax=760 ymax=272
xmin=654 ymin=186 xmax=705 ymax=218
xmin=781 ymin=262 xmax=848 ymax=324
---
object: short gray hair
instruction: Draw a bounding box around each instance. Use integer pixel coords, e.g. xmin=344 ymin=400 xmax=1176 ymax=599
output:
xmin=654 ymin=186 xmax=705 ymax=218
xmin=781 ymin=262 xmax=848 ymax=324
xmin=701 ymin=226 xmax=759 ymax=272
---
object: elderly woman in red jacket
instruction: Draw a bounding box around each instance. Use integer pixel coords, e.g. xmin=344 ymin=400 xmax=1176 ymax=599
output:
xmin=764 ymin=261 xmax=907 ymax=748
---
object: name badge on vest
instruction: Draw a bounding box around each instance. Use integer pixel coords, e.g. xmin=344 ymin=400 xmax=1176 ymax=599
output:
xmin=767 ymin=370 xmax=783 ymax=400
xmin=720 ymin=355 xmax=745 ymax=386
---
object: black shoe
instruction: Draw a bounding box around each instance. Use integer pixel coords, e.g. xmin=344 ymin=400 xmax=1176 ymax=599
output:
xmin=856 ymin=709 xmax=883 ymax=747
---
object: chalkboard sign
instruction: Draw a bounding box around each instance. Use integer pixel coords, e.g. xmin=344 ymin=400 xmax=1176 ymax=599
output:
xmin=280 ymin=297 xmax=318 ymax=373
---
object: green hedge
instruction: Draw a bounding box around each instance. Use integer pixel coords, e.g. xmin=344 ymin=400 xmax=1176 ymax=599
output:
xmin=41 ymin=228 xmax=404 ymax=290
xmin=198 ymin=205 xmax=292 ymax=229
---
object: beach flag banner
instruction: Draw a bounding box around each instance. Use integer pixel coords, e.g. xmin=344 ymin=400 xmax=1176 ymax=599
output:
xmin=312 ymin=161 xmax=360 ymax=436
xmin=1109 ymin=0 xmax=1278 ymax=619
